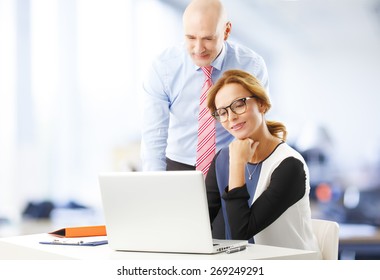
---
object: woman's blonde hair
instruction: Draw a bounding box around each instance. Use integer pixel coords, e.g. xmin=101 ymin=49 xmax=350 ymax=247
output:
xmin=207 ymin=69 xmax=287 ymax=141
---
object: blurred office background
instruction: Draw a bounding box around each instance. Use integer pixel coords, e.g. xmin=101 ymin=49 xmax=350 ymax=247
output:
xmin=1 ymin=0 xmax=380 ymax=259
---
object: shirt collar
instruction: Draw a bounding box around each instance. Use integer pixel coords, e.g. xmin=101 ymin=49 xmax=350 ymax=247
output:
xmin=211 ymin=42 xmax=226 ymax=71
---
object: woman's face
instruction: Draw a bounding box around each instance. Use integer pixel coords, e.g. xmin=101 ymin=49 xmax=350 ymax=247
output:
xmin=214 ymin=83 xmax=264 ymax=140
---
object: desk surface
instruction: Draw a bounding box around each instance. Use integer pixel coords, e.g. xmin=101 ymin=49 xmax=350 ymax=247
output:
xmin=0 ymin=233 xmax=319 ymax=260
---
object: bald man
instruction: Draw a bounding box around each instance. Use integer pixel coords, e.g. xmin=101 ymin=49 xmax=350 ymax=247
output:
xmin=141 ymin=0 xmax=269 ymax=172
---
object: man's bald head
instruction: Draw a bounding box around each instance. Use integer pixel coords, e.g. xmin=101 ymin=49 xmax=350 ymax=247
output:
xmin=182 ymin=0 xmax=231 ymax=67
xmin=183 ymin=0 xmax=226 ymax=25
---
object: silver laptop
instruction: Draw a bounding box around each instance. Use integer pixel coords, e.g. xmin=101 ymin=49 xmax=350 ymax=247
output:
xmin=98 ymin=170 xmax=247 ymax=254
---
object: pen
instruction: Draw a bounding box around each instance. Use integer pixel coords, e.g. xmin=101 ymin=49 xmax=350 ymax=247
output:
xmin=226 ymin=245 xmax=246 ymax=254
xmin=39 ymin=239 xmax=108 ymax=246
xmin=52 ymin=240 xmax=84 ymax=245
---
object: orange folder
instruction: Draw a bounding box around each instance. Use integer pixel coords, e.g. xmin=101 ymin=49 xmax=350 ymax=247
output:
xmin=49 ymin=225 xmax=107 ymax=237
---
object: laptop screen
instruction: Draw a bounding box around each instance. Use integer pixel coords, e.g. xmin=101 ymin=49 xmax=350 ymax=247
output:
xmin=99 ymin=171 xmax=218 ymax=253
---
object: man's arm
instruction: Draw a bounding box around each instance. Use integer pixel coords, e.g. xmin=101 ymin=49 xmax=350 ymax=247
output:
xmin=140 ymin=64 xmax=170 ymax=171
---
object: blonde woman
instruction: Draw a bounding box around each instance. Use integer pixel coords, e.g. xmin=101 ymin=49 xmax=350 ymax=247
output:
xmin=206 ymin=69 xmax=320 ymax=256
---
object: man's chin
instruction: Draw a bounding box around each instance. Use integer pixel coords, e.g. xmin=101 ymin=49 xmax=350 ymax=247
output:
xmin=192 ymin=56 xmax=211 ymax=67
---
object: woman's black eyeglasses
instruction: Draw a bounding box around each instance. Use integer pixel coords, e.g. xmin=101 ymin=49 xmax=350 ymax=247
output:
xmin=211 ymin=97 xmax=255 ymax=123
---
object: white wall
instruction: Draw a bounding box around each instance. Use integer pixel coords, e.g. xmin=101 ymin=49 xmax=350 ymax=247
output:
xmin=225 ymin=0 xmax=380 ymax=173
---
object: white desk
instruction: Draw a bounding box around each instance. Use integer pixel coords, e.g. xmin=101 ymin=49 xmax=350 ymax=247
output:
xmin=0 ymin=233 xmax=319 ymax=260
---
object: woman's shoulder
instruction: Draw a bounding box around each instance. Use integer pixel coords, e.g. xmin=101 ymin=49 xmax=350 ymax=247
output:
xmin=272 ymin=142 xmax=305 ymax=161
xmin=264 ymin=142 xmax=307 ymax=170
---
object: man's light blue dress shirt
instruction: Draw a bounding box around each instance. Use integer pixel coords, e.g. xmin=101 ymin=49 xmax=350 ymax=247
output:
xmin=141 ymin=41 xmax=269 ymax=171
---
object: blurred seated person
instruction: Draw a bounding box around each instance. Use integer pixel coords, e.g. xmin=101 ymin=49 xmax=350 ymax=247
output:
xmin=205 ymin=69 xmax=320 ymax=255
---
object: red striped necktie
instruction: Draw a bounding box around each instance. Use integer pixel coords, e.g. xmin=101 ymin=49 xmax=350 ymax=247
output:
xmin=196 ymin=66 xmax=216 ymax=176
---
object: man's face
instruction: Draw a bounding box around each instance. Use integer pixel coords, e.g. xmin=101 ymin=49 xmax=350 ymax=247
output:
xmin=183 ymin=14 xmax=227 ymax=67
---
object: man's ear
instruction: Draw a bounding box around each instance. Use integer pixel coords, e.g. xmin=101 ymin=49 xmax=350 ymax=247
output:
xmin=224 ymin=21 xmax=232 ymax=40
